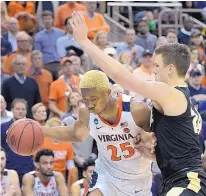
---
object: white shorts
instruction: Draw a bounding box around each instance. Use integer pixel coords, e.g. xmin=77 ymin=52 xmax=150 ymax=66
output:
xmin=88 ymin=169 xmax=152 ymax=196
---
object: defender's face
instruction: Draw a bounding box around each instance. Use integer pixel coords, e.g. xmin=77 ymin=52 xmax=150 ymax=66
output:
xmin=81 ymin=88 xmax=110 ymax=114
xmin=153 ymin=54 xmax=170 ymax=83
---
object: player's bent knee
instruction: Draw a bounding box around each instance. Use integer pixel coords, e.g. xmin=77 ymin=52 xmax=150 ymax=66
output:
xmin=87 ymin=189 xmax=104 ymax=196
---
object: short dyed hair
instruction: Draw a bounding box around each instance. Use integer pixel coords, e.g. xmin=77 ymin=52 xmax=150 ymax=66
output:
xmin=80 ymin=70 xmax=110 ymax=92
xmin=154 ymin=43 xmax=190 ymax=77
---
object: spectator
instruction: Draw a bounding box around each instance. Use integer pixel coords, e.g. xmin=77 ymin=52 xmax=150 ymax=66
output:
xmin=144 ymin=11 xmax=156 ymax=33
xmin=1 ymin=55 xmax=41 ymax=118
xmin=61 ymin=91 xmax=82 ymax=121
xmin=187 ymin=68 xmax=206 ymax=102
xmin=71 ymin=159 xmax=95 ymax=196
xmin=2 ymin=17 xmax=19 ymax=52
xmin=32 ymin=103 xmax=47 ymax=126
xmin=1 ymin=34 xmax=12 ymax=56
xmin=34 ymin=10 xmax=65 ymax=80
xmin=3 ymin=31 xmax=32 ymax=75
xmin=93 ymin=30 xmax=110 ymax=50
xmin=0 ymin=147 xmax=21 ymax=196
xmin=8 ymin=1 xmax=36 ymax=35
xmin=118 ymin=51 xmax=136 ymax=72
xmin=36 ymin=1 xmax=66 ymax=30
xmin=190 ymin=29 xmax=205 ymax=64
xmin=116 ymin=28 xmax=144 ymax=64
xmin=1 ymin=56 xmax=10 ymax=87
xmin=56 ymin=16 xmax=81 ymax=58
xmin=110 ymin=84 xmax=124 ymax=97
xmin=1 ymin=99 xmax=35 ymax=186
xmin=132 ymin=50 xmax=154 ymax=100
xmin=54 ymin=2 xmax=86 ymax=30
xmin=165 ymin=28 xmax=178 ymax=43
xmin=156 ymin=36 xmax=168 ymax=48
xmin=83 ymin=2 xmax=110 ymax=41
xmin=1 ymin=1 xmax=9 ymax=33
xmin=135 ymin=20 xmax=157 ymax=53
xmin=187 ymin=46 xmax=204 ymax=75
xmin=103 ymin=47 xmax=117 ymax=59
xmin=66 ymin=46 xmax=89 ymax=74
xmin=182 ymin=1 xmax=203 ymax=21
xmin=25 ymin=50 xmax=53 ymax=107
xmin=178 ymin=18 xmax=194 ymax=45
xmin=41 ymin=118 xmax=78 ymax=193
xmin=0 ymin=95 xmax=13 ymax=124
xmin=22 ymin=149 xmax=68 ymax=195
xmin=49 ymin=57 xmax=80 ymax=118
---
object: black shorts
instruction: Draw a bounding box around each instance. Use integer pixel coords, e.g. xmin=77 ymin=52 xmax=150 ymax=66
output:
xmin=160 ymin=168 xmax=206 ymax=196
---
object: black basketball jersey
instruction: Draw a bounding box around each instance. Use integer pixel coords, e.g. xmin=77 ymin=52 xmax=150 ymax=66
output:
xmin=151 ymin=86 xmax=202 ymax=179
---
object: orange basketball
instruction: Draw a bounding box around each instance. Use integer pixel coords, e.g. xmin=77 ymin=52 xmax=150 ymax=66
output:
xmin=7 ymin=119 xmax=44 ymax=156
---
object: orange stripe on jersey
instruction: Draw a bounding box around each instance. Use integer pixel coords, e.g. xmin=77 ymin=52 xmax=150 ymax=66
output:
xmin=98 ymin=95 xmax=122 ymax=127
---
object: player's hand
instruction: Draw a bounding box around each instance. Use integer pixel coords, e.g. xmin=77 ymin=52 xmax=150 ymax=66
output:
xmin=8 ymin=185 xmax=21 ymax=196
xmin=70 ymin=11 xmax=89 ymax=43
xmin=134 ymin=128 xmax=157 ymax=153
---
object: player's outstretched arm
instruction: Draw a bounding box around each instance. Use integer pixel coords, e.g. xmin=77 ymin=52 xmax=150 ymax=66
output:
xmin=70 ymin=12 xmax=181 ymax=111
xmin=55 ymin=172 xmax=68 ymax=196
xmin=22 ymin=174 xmax=35 ymax=196
xmin=42 ymin=106 xmax=90 ymax=142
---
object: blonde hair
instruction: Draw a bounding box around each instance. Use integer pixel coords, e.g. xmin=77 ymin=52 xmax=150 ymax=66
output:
xmin=80 ymin=70 xmax=110 ymax=92
xmin=32 ymin=103 xmax=46 ymax=115
xmin=93 ymin=31 xmax=108 ymax=47
xmin=46 ymin=117 xmax=64 ymax=127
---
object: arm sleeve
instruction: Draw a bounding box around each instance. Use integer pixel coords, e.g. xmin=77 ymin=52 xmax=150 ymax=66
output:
xmin=34 ymin=35 xmax=42 ymax=51
xmin=48 ymin=82 xmax=58 ymax=101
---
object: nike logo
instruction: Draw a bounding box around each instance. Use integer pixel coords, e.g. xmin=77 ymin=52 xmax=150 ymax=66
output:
xmin=135 ymin=189 xmax=143 ymax=193
xmin=96 ymin=126 xmax=104 ymax=130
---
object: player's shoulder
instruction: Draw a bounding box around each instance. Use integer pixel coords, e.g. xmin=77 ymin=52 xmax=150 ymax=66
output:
xmin=22 ymin=172 xmax=35 ymax=183
xmin=53 ymin=171 xmax=64 ymax=180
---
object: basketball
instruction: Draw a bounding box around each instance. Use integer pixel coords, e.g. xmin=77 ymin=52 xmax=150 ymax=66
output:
xmin=7 ymin=119 xmax=44 ymax=156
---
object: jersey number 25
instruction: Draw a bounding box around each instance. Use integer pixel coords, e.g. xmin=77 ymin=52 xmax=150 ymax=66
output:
xmin=107 ymin=142 xmax=135 ymax=161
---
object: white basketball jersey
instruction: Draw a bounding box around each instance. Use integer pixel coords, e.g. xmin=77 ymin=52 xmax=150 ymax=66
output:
xmin=0 ymin=169 xmax=9 ymax=195
xmin=89 ymin=95 xmax=151 ymax=179
xmin=29 ymin=171 xmax=59 ymax=196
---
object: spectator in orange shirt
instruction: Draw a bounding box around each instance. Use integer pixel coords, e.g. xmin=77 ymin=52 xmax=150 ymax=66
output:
xmin=42 ymin=117 xmax=78 ymax=193
xmin=3 ymin=31 xmax=32 ymax=75
xmin=54 ymin=2 xmax=86 ymax=30
xmin=25 ymin=50 xmax=53 ymax=107
xmin=32 ymin=103 xmax=47 ymax=126
xmin=83 ymin=2 xmax=110 ymax=41
xmin=8 ymin=1 xmax=36 ymax=35
xmin=49 ymin=57 xmax=80 ymax=118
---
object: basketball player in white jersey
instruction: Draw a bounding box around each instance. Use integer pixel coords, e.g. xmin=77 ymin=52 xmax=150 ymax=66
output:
xmin=22 ymin=149 xmax=68 ymax=196
xmin=42 ymin=70 xmax=156 ymax=195
xmin=71 ymin=159 xmax=95 ymax=196
xmin=0 ymin=147 xmax=21 ymax=196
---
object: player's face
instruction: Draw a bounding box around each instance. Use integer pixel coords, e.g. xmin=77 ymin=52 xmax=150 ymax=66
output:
xmin=153 ymin=54 xmax=173 ymax=83
xmin=34 ymin=106 xmax=47 ymax=122
xmin=81 ymin=88 xmax=110 ymax=114
xmin=84 ymin=165 xmax=95 ymax=182
xmin=37 ymin=156 xmax=54 ymax=176
xmin=12 ymin=102 xmax=27 ymax=120
xmin=0 ymin=151 xmax=6 ymax=174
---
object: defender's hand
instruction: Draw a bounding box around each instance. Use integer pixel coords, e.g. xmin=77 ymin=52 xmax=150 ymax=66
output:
xmin=70 ymin=11 xmax=89 ymax=43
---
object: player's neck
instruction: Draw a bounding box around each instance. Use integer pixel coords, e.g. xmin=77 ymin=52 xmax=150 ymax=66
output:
xmin=38 ymin=172 xmax=50 ymax=185
xmin=98 ymin=96 xmax=119 ymax=124
xmin=167 ymin=77 xmax=186 ymax=87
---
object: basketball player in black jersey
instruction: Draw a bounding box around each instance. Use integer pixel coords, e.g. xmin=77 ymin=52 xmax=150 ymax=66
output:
xmin=68 ymin=12 xmax=206 ymax=195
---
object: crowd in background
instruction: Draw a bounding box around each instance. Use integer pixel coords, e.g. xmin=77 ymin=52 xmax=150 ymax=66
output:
xmin=1 ymin=1 xmax=206 ymax=196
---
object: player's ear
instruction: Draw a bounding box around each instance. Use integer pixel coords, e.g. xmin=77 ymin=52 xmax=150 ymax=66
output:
xmin=168 ymin=64 xmax=175 ymax=75
xmin=82 ymin=171 xmax=86 ymax=178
